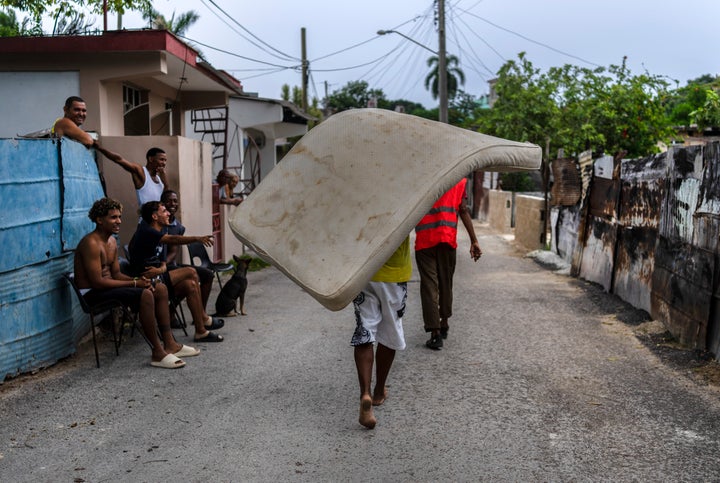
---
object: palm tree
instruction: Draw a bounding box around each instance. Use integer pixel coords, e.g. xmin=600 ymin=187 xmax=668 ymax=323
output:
xmin=424 ymin=54 xmax=466 ymax=100
xmin=143 ymin=8 xmax=199 ymax=36
xmin=143 ymin=8 xmax=204 ymax=59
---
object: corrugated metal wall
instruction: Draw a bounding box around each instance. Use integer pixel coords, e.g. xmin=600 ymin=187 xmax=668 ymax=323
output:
xmin=550 ymin=142 xmax=720 ymax=353
xmin=0 ymin=139 xmax=104 ymax=380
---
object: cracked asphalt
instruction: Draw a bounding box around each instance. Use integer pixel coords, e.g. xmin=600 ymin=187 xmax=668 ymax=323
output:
xmin=2 ymin=222 xmax=720 ymax=482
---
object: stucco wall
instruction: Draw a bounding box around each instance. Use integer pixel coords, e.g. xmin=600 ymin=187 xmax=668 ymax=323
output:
xmin=488 ymin=189 xmax=513 ymax=233
xmin=98 ymin=135 xmax=213 ymax=263
xmin=0 ymin=71 xmax=80 ymax=138
xmin=514 ymin=194 xmax=545 ymax=251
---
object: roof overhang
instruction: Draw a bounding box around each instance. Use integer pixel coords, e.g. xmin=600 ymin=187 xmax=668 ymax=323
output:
xmin=0 ymin=29 xmax=243 ymax=96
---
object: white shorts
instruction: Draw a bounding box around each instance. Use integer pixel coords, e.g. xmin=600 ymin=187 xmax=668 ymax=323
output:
xmin=351 ymin=281 xmax=407 ymax=351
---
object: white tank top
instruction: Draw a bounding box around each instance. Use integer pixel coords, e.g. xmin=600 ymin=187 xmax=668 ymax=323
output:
xmin=136 ymin=166 xmax=164 ymax=207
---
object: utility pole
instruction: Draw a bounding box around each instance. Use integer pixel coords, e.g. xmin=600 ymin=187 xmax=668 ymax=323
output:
xmin=102 ymin=0 xmax=108 ymax=32
xmin=301 ymin=27 xmax=308 ymax=112
xmin=438 ymin=0 xmax=448 ymax=123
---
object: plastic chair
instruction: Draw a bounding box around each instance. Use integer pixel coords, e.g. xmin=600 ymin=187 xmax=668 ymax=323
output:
xmin=63 ymin=272 xmax=142 ymax=368
xmin=186 ymin=241 xmax=234 ymax=289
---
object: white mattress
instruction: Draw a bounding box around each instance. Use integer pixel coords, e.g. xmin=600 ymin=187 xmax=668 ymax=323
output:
xmin=229 ymin=109 xmax=541 ymax=310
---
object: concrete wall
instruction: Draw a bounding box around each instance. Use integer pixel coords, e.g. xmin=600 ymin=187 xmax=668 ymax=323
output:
xmin=514 ymin=194 xmax=545 ymax=251
xmin=488 ymin=189 xmax=513 ymax=233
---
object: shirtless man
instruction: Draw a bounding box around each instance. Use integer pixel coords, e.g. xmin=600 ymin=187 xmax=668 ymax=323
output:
xmin=74 ymin=197 xmax=200 ymax=369
xmin=52 ymin=96 xmax=96 ymax=148
xmin=95 ymin=145 xmax=168 ymax=208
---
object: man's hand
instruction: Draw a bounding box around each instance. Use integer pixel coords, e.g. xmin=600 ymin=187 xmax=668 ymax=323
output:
xmin=141 ymin=264 xmax=165 ymax=279
xmin=470 ymin=241 xmax=482 ymax=262
xmin=197 ymin=235 xmax=214 ymax=247
xmin=137 ymin=276 xmax=154 ymax=290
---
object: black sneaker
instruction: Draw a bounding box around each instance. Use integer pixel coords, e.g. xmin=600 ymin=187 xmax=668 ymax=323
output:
xmin=425 ymin=334 xmax=443 ymax=350
xmin=440 ymin=327 xmax=449 ymax=339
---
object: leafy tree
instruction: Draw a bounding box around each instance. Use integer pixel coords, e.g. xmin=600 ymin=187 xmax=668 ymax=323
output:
xmin=500 ymin=172 xmax=536 ymax=192
xmin=449 ymin=90 xmax=483 ymax=126
xmin=0 ymin=8 xmax=39 ymax=35
xmin=665 ymin=75 xmax=719 ymax=127
xmin=690 ymin=89 xmax=720 ymax=129
xmin=479 ymin=53 xmax=558 ymax=153
xmin=281 ymin=83 xmax=323 ymax=126
xmin=424 ymin=54 xmax=465 ymax=100
xmin=326 ymin=80 xmax=386 ymax=113
xmin=280 ymin=84 xmax=303 ymax=107
xmin=0 ymin=0 xmax=150 ymax=28
xmin=478 ymin=53 xmax=673 ymax=159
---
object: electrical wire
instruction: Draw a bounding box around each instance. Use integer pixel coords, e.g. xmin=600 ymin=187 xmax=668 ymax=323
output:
xmin=177 ymin=34 xmax=299 ymax=69
xmin=310 ymin=14 xmax=425 ymax=63
xmin=449 ymin=15 xmax=497 ymax=77
xmin=358 ymin=7 xmax=437 ymax=100
xmin=457 ymin=7 xmax=602 ymax=67
xmin=197 ymin=0 xmax=297 ymax=62
xmin=202 ymin=0 xmax=299 ymax=61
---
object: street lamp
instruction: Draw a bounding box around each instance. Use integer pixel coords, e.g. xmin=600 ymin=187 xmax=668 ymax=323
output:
xmin=376 ymin=30 xmax=436 ymax=54
xmin=377 ymin=29 xmax=448 ymax=123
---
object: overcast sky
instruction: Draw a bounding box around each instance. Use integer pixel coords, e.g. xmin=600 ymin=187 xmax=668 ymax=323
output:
xmin=117 ymin=0 xmax=719 ymax=108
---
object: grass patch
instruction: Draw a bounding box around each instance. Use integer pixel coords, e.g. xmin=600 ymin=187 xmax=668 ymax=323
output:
xmin=232 ymin=255 xmax=271 ymax=272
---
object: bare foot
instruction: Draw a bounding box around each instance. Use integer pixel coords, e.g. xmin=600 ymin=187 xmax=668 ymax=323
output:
xmin=372 ymin=387 xmax=388 ymax=406
xmin=359 ymin=395 xmax=376 ymax=429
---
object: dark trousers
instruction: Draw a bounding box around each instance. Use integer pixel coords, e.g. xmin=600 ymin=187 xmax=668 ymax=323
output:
xmin=415 ymin=243 xmax=457 ymax=332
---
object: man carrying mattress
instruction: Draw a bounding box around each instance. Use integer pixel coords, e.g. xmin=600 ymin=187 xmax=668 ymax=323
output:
xmin=351 ymin=236 xmax=412 ymax=429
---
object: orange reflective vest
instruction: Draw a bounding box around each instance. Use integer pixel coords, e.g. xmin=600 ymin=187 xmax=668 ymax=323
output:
xmin=414 ymin=178 xmax=467 ymax=251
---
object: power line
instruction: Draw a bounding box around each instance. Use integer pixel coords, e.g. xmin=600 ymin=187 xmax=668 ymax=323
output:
xmin=202 ymin=0 xmax=299 ymax=62
xmin=177 ymin=34 xmax=299 ymax=69
xmin=452 ymin=11 xmax=505 ymax=65
xmin=363 ymin=15 xmax=436 ymax=99
xmin=457 ymin=7 xmax=602 ymax=68
xmin=309 ymin=14 xmax=427 ymax=64
xmin=450 ymin=15 xmax=498 ymax=77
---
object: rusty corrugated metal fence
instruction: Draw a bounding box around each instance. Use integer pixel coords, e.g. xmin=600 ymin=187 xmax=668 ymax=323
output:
xmin=551 ymin=142 xmax=720 ymax=356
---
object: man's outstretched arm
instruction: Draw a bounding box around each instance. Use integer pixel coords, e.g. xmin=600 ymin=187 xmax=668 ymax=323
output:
xmin=95 ymin=145 xmax=145 ymax=189
xmin=160 ymin=234 xmax=214 ymax=247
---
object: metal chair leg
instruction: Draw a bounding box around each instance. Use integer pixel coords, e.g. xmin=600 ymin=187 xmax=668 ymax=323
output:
xmin=89 ymin=314 xmax=100 ymax=368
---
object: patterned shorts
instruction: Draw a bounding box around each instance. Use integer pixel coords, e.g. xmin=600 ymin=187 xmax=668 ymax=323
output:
xmin=351 ymin=281 xmax=407 ymax=351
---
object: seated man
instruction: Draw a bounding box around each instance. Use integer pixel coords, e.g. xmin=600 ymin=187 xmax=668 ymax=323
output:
xmin=160 ymin=190 xmax=214 ymax=311
xmin=128 ymin=201 xmax=224 ymax=343
xmin=52 ymin=96 xmax=96 ymax=148
xmin=74 ymin=197 xmax=199 ymax=369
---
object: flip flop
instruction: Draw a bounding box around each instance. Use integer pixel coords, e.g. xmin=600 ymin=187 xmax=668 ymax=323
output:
xmin=174 ymin=345 xmax=200 ymax=358
xmin=150 ymin=353 xmax=186 ymax=369
xmin=194 ymin=331 xmax=224 ymax=343
xmin=204 ymin=317 xmax=225 ymax=331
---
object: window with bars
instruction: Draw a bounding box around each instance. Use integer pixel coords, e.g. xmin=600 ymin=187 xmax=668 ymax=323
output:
xmin=123 ymin=85 xmax=147 ymax=113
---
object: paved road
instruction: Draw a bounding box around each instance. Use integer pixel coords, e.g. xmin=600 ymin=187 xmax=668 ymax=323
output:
xmin=2 ymin=223 xmax=720 ymax=482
